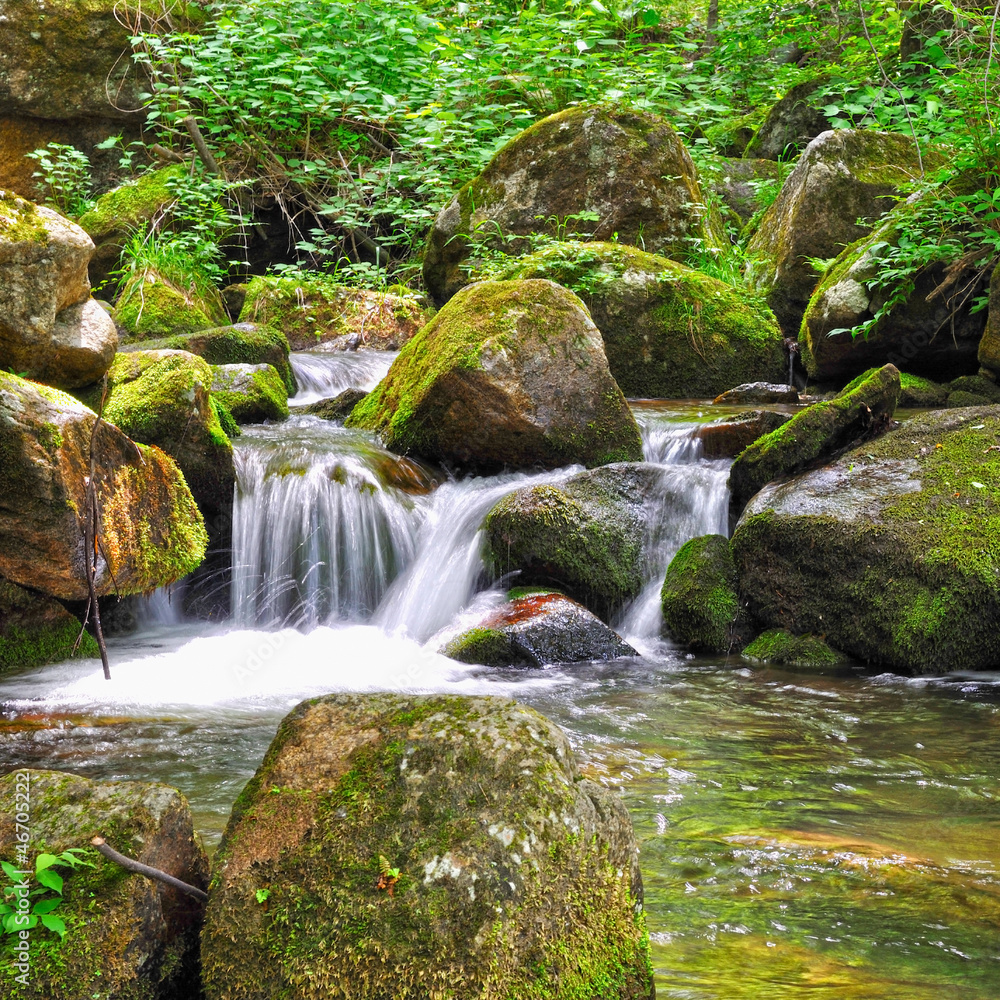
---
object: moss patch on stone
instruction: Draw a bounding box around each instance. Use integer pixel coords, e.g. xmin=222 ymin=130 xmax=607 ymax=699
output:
xmin=0 ymin=189 xmax=47 ymax=243
xmin=210 ymin=362 xmax=289 ymax=423
xmin=0 ymin=578 xmax=98 ymax=672
xmin=78 ymin=164 xmax=185 ymax=240
xmin=742 ymin=629 xmax=846 ymax=669
xmin=114 ymin=267 xmax=226 ymax=339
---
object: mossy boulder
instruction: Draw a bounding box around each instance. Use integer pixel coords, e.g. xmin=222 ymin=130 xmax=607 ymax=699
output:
xmin=0 ymin=769 xmax=208 ymax=1000
xmin=0 ymin=577 xmax=98 ymax=672
xmin=728 ymin=364 xmax=901 ymax=519
xmin=210 ymin=363 xmax=288 ymax=424
xmin=347 ymin=279 xmax=641 ymax=472
xmin=704 ymin=157 xmax=788 ymax=226
xmin=713 ymin=382 xmax=798 ymax=404
xmin=697 ymin=409 xmax=792 ymax=459
xmin=799 ymin=198 xmax=988 ymax=382
xmin=947 ymin=375 xmax=1000 ymax=407
xmin=744 ymin=79 xmax=830 ymax=160
xmin=0 ymin=371 xmax=207 ymax=600
xmin=660 ymin=535 xmax=745 ymax=652
xmin=483 ymin=463 xmax=662 ymax=619
xmin=122 ymin=322 xmax=296 ymax=396
xmin=976 ymin=262 xmax=1000 ymax=377
xmin=442 ymin=592 xmax=636 ymax=667
xmin=114 ymin=265 xmax=228 ymax=340
xmin=238 ymin=274 xmax=428 ymax=351
xmin=742 ymin=630 xmax=847 ymax=671
xmin=201 ymin=693 xmax=652 ymax=1000
xmin=82 ymin=350 xmax=235 ymax=514
xmin=704 ymin=109 xmax=768 ymax=158
xmin=0 ymin=189 xmax=117 ymax=388
xmin=899 ymin=372 xmax=948 ymax=407
xmin=423 ymin=103 xmax=716 ymax=303
xmin=501 ymin=242 xmax=786 ymax=398
xmin=747 ymin=129 xmax=934 ymax=335
xmin=731 ymin=405 xmax=1000 ymax=672
xmin=295 ymin=388 xmax=367 ymax=422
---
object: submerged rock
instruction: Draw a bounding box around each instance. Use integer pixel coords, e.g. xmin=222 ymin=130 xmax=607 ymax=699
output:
xmin=713 ymin=382 xmax=798 ymax=405
xmin=697 ymin=409 xmax=792 ymax=459
xmin=502 ymin=242 xmax=786 ymax=398
xmin=295 ymin=388 xmax=367 ymax=422
xmin=347 ymin=280 xmax=642 ymax=472
xmin=0 ymin=769 xmax=208 ymax=1000
xmin=742 ymin=629 xmax=847 ymax=671
xmin=201 ymin=693 xmax=652 ymax=1000
xmin=423 ymin=103 xmax=715 ymax=302
xmin=728 ymin=364 xmax=900 ymax=518
xmin=0 ymin=372 xmax=207 ymax=600
xmin=731 ymin=405 xmax=1000 ymax=672
xmin=0 ymin=190 xmax=117 ymax=388
xmin=210 ymin=362 xmax=289 ymax=424
xmin=443 ymin=592 xmax=637 ymax=667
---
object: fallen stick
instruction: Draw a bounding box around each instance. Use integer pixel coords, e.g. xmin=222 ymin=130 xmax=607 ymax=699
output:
xmin=90 ymin=837 xmax=209 ymax=901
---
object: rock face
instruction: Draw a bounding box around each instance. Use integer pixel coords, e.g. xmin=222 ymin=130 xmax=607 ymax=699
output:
xmin=0 ymin=577 xmax=99 ymax=671
xmin=83 ymin=350 xmax=236 ymax=514
xmin=977 ymin=262 xmax=1000 ymax=377
xmin=347 ymin=280 xmax=642 ymax=472
xmin=1 ymin=372 xmax=207 ymax=600
xmin=0 ymin=190 xmax=117 ymax=388
xmin=483 ymin=464 xmax=661 ymax=619
xmin=731 ymin=406 xmax=1000 ymax=672
xmin=800 ymin=199 xmax=988 ymax=382
xmin=201 ymin=693 xmax=652 ymax=1000
xmin=423 ymin=104 xmax=715 ymax=303
xmin=728 ymin=364 xmax=900 ymax=519
xmin=0 ymin=769 xmax=208 ymax=1000
xmin=238 ymin=275 xmax=428 ymax=351
xmin=443 ymin=592 xmax=637 ymax=667
xmin=706 ymin=157 xmax=787 ymax=224
xmin=697 ymin=409 xmax=792 ymax=459
xmin=211 ymin=363 xmax=288 ymax=424
xmin=747 ymin=129 xmax=932 ymax=335
xmin=115 ymin=266 xmax=229 ymax=340
xmin=660 ymin=534 xmax=744 ymax=652
xmin=503 ymin=242 xmax=787 ymax=398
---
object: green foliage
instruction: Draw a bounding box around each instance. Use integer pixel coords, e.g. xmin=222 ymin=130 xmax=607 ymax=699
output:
xmin=0 ymin=849 xmax=95 ymax=940
xmin=25 ymin=143 xmax=94 ymax=219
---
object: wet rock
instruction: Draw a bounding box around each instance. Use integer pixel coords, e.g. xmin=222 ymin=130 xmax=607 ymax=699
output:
xmin=660 ymin=534 xmax=746 ymax=652
xmin=0 ymin=577 xmax=98 ymax=672
xmin=443 ymin=592 xmax=637 ymax=667
xmin=899 ymin=373 xmax=948 ymax=408
xmin=744 ymin=79 xmax=830 ymax=160
xmin=697 ymin=409 xmax=792 ymax=459
xmin=731 ymin=405 xmax=1000 ymax=672
xmin=483 ymin=463 xmax=662 ymax=619
xmin=295 ymin=388 xmax=367 ymax=422
xmin=748 ymin=129 xmax=935 ymax=335
xmin=713 ymin=382 xmax=799 ymax=405
xmin=0 ymin=371 xmax=207 ymax=600
xmin=423 ymin=103 xmax=717 ymax=303
xmin=0 ymin=769 xmax=208 ymax=1000
xmin=211 ymin=362 xmax=288 ymax=424
xmin=977 ymin=263 xmax=1000 ymax=377
xmin=502 ymin=242 xmax=786 ymax=399
xmin=742 ymin=629 xmax=847 ymax=671
xmin=347 ymin=280 xmax=642 ymax=472
xmin=114 ymin=265 xmax=229 ymax=340
xmin=728 ymin=364 xmax=900 ymax=519
xmin=201 ymin=693 xmax=652 ymax=1000
xmin=0 ymin=190 xmax=117 ymax=388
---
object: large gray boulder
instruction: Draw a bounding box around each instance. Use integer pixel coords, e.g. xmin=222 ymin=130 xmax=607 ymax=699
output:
xmin=0 ymin=190 xmax=117 ymax=388
xmin=347 ymin=280 xmax=642 ymax=472
xmin=201 ymin=693 xmax=653 ymax=1000
xmin=423 ymin=104 xmax=716 ymax=303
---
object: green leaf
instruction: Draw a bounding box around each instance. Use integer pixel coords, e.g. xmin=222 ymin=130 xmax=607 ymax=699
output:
xmin=36 ymin=869 xmax=63 ymax=895
xmin=1 ymin=861 xmax=24 ymax=882
xmin=32 ymin=898 xmax=62 ymax=915
xmin=40 ymin=914 xmax=66 ymax=938
xmin=35 ymin=854 xmax=59 ymax=873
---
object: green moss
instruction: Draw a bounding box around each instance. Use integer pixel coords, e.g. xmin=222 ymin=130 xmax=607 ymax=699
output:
xmin=78 ymin=164 xmax=185 ymax=238
xmin=0 ymin=580 xmax=98 ymax=672
xmin=948 ymin=375 xmax=1000 ymax=403
xmin=211 ymin=363 xmax=289 ymax=423
xmin=742 ymin=629 xmax=845 ymax=669
xmin=114 ymin=269 xmax=225 ymax=339
xmin=210 ymin=395 xmax=241 ymax=439
xmin=0 ymin=191 xmax=47 ymax=243
xmin=898 ymin=372 xmax=948 ymax=407
xmin=441 ymin=627 xmax=512 ymax=666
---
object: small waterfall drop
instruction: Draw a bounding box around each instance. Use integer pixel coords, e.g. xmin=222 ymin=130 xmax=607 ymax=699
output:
xmin=289 ymin=350 xmax=397 ymax=404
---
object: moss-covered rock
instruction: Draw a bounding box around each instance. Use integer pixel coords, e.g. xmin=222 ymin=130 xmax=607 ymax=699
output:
xmin=799 ymin=197 xmax=987 ymax=382
xmin=948 ymin=374 xmax=1000 ymax=403
xmin=81 ymin=350 xmax=235 ymax=514
xmin=728 ymin=364 xmax=901 ymax=518
xmin=295 ymin=388 xmax=367 ymax=422
xmin=731 ymin=405 xmax=1000 ymax=672
xmin=704 ymin=157 xmax=789 ymax=225
xmin=210 ymin=363 xmax=288 ymax=424
xmin=0 ymin=189 xmax=117 ymax=388
xmin=238 ymin=274 xmax=428 ymax=351
xmin=201 ymin=693 xmax=652 ymax=1000
xmin=705 ymin=109 xmax=768 ymax=158
xmin=501 ymin=242 xmax=786 ymax=398
xmin=976 ymin=262 xmax=1000 ymax=376
xmin=713 ymin=382 xmax=798 ymax=404
xmin=122 ymin=322 xmax=296 ymax=396
xmin=0 ymin=371 xmax=207 ymax=600
xmin=748 ymin=129 xmax=936 ymax=335
xmin=742 ymin=629 xmax=847 ymax=670
xmin=423 ymin=103 xmax=717 ymax=303
xmin=0 ymin=769 xmax=208 ymax=1000
xmin=744 ymin=79 xmax=830 ymax=160
xmin=114 ymin=265 xmax=228 ymax=340
xmin=899 ymin=372 xmax=948 ymax=407
xmin=347 ymin=279 xmax=641 ymax=472
xmin=697 ymin=409 xmax=792 ymax=458
xmin=0 ymin=578 xmax=98 ymax=672
xmin=660 ymin=535 xmax=746 ymax=652
xmin=483 ymin=464 xmax=661 ymax=620
xmin=442 ymin=592 xmax=636 ymax=667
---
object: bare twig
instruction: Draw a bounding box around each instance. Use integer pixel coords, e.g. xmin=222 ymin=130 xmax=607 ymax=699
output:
xmin=82 ymin=378 xmax=112 ymax=680
xmin=90 ymin=837 xmax=208 ymax=901
xmin=183 ymin=115 xmax=221 ymax=175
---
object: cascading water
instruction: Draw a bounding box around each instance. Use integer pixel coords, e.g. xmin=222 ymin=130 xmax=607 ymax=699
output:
xmin=289 ymin=350 xmax=397 ymax=404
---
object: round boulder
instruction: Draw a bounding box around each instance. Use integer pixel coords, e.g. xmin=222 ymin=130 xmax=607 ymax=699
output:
xmin=210 ymin=363 xmax=288 ymax=424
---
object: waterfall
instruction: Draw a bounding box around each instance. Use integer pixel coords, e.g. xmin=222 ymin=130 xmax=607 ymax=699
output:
xmin=289 ymin=350 xmax=397 ymax=404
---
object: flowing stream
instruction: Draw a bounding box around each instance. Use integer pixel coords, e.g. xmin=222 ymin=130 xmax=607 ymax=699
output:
xmin=1 ymin=357 xmax=998 ymax=998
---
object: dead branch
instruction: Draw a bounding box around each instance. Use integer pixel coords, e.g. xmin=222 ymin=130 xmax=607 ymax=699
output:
xmin=90 ymin=837 xmax=208 ymax=901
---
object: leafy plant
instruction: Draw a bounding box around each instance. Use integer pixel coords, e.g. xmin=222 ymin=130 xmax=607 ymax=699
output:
xmin=0 ymin=849 xmax=95 ymax=940
xmin=26 ymin=143 xmax=95 ymax=218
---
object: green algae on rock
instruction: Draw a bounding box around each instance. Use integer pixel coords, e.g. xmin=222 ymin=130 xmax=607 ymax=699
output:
xmin=347 ymin=279 xmax=642 ymax=472
xmin=0 ymin=371 xmax=207 ymax=600
xmin=728 ymin=364 xmax=901 ymax=519
xmin=732 ymin=405 xmax=1000 ymax=672
xmin=210 ymin=362 xmax=289 ymax=424
xmin=114 ymin=265 xmax=227 ymax=340
xmin=0 ymin=769 xmax=208 ymax=1000
xmin=502 ymin=242 xmax=786 ymax=398
xmin=201 ymin=693 xmax=653 ymax=1000
xmin=742 ymin=629 xmax=847 ymax=671
xmin=660 ymin=534 xmax=746 ymax=653
xmin=898 ymin=373 xmax=948 ymax=408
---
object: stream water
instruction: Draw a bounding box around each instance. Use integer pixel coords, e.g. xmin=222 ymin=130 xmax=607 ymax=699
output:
xmin=1 ymin=353 xmax=998 ymax=998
